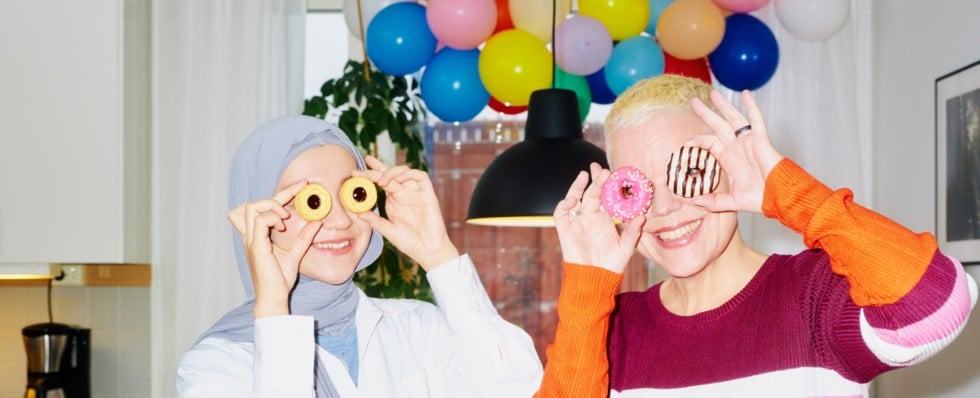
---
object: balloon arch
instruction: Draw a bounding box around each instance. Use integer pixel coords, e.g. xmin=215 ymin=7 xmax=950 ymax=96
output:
xmin=346 ymin=0 xmax=850 ymax=122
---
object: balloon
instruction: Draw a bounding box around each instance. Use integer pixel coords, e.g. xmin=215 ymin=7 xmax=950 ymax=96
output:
xmin=775 ymin=0 xmax=850 ymax=41
xmin=554 ymin=67 xmax=592 ymax=121
xmin=366 ymin=3 xmax=436 ymax=76
xmin=586 ymin=68 xmax=617 ymax=104
xmin=708 ymin=13 xmax=779 ymax=91
xmin=421 ymin=49 xmax=489 ymax=122
xmin=426 ymin=0 xmax=498 ymax=50
xmin=343 ymin=0 xmax=412 ymax=40
xmin=645 ymin=0 xmax=675 ymax=36
xmin=579 ymin=0 xmax=650 ymax=41
xmin=555 ymin=16 xmax=613 ymax=76
xmin=509 ymin=0 xmax=571 ymax=43
xmin=488 ymin=97 xmax=527 ymax=114
xmin=712 ymin=0 xmax=770 ymax=13
xmin=604 ymin=36 xmax=665 ymax=95
xmin=494 ymin=0 xmax=515 ymax=33
xmin=663 ymin=51 xmax=712 ymax=84
xmin=478 ymin=29 xmax=552 ymax=106
xmin=657 ymin=0 xmax=726 ymax=60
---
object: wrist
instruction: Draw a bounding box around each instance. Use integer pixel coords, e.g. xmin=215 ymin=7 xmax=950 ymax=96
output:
xmin=254 ymin=298 xmax=289 ymax=318
xmin=419 ymin=240 xmax=459 ymax=271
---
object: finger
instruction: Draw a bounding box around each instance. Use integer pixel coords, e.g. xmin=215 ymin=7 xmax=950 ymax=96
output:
xmin=273 ymin=180 xmax=308 ymax=207
xmin=690 ymin=192 xmax=738 ymax=212
xmin=709 ymin=90 xmax=750 ymax=129
xmin=683 ymin=134 xmax=726 ymax=159
xmin=562 ymin=170 xmax=589 ymax=202
xmin=580 ymin=163 xmax=609 ymax=214
xmin=289 ymin=220 xmax=322 ymax=257
xmin=228 ymin=206 xmax=247 ymax=235
xmin=740 ymin=90 xmax=770 ymax=140
xmin=364 ymin=155 xmax=390 ymax=172
xmin=391 ymin=169 xmax=430 ymax=191
xmin=618 ymin=214 xmax=645 ymax=252
xmin=358 ymin=212 xmax=395 ymax=239
xmin=244 ymin=200 xmax=289 ymax=243
xmin=553 ymin=197 xmax=578 ymax=218
xmin=375 ymin=165 xmax=412 ymax=187
xmin=691 ymin=97 xmax=738 ymax=142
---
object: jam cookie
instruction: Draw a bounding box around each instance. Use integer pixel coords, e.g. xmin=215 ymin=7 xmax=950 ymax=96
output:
xmin=600 ymin=166 xmax=653 ymax=222
xmin=339 ymin=176 xmax=378 ymax=213
xmin=295 ymin=183 xmax=332 ymax=221
xmin=666 ymin=146 xmax=720 ymax=198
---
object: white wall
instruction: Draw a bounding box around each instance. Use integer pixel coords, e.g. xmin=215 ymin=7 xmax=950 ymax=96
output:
xmin=871 ymin=0 xmax=980 ymax=396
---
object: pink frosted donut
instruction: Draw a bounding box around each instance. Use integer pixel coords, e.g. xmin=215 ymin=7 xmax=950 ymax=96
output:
xmin=600 ymin=166 xmax=653 ymax=222
xmin=666 ymin=146 xmax=721 ymax=198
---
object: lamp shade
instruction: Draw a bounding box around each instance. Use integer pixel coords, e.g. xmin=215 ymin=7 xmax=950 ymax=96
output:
xmin=467 ymin=88 xmax=608 ymax=227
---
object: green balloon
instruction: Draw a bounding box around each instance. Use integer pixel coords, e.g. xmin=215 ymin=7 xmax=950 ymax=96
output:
xmin=553 ymin=67 xmax=592 ymax=121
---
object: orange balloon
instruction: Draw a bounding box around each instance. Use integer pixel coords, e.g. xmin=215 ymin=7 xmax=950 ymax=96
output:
xmin=657 ymin=0 xmax=726 ymax=60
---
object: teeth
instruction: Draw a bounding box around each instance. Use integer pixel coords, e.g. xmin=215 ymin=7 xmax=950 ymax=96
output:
xmin=657 ymin=220 xmax=702 ymax=241
xmin=313 ymin=241 xmax=350 ymax=250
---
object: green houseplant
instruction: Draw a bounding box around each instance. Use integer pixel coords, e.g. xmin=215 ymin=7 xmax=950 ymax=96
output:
xmin=303 ymin=59 xmax=433 ymax=302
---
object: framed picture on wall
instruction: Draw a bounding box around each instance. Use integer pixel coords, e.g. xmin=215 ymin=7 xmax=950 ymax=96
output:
xmin=936 ymin=59 xmax=980 ymax=265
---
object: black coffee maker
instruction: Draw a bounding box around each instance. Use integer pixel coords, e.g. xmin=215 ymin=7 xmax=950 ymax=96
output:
xmin=22 ymin=323 xmax=90 ymax=398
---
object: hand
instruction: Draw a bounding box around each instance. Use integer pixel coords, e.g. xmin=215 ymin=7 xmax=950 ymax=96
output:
xmin=685 ymin=90 xmax=785 ymax=213
xmin=553 ymin=163 xmax=644 ymax=274
xmin=354 ymin=156 xmax=459 ymax=271
xmin=227 ymin=180 xmax=322 ymax=318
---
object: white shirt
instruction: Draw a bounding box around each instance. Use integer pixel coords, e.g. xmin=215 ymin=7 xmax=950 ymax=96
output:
xmin=176 ymin=254 xmax=544 ymax=397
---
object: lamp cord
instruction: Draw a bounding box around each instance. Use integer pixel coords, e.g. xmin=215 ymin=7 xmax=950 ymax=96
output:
xmin=355 ymin=0 xmax=372 ymax=81
xmin=552 ymin=0 xmax=557 ymax=88
xmin=47 ymin=278 xmax=53 ymax=323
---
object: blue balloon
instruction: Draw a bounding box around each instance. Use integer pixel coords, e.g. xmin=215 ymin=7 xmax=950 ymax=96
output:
xmin=420 ymin=49 xmax=489 ymax=122
xmin=708 ymin=13 xmax=779 ymax=91
xmin=586 ymin=67 xmax=617 ymax=105
xmin=645 ymin=0 xmax=675 ymax=36
xmin=366 ymin=3 xmax=436 ymax=76
xmin=604 ymin=36 xmax=665 ymax=95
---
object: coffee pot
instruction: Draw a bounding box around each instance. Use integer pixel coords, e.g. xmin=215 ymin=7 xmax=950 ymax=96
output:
xmin=22 ymin=323 xmax=90 ymax=398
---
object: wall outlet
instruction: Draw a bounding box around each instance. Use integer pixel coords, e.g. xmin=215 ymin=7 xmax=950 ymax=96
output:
xmin=51 ymin=264 xmax=85 ymax=286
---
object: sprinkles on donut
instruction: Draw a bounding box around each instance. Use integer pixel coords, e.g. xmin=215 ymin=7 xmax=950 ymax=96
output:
xmin=600 ymin=166 xmax=653 ymax=222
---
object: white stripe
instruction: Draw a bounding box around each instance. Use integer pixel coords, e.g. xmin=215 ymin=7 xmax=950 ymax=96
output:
xmin=610 ymin=367 xmax=868 ymax=397
xmin=858 ymin=269 xmax=977 ymax=366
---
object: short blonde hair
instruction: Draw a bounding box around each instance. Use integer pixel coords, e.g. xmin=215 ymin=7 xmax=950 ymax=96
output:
xmin=604 ymin=75 xmax=716 ymax=156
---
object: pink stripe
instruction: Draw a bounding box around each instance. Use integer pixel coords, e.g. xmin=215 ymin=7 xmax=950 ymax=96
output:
xmin=869 ymin=258 xmax=972 ymax=347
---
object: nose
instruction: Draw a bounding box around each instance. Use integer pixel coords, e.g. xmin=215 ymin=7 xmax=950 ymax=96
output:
xmin=648 ymin=182 xmax=683 ymax=217
xmin=320 ymin=195 xmax=354 ymax=230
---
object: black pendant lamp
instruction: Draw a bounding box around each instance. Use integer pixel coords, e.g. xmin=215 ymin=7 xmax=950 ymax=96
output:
xmin=466 ymin=88 xmax=609 ymax=227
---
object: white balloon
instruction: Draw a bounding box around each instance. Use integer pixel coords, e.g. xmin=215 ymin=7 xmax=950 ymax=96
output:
xmin=774 ymin=0 xmax=850 ymax=41
xmin=343 ymin=0 xmax=413 ymax=40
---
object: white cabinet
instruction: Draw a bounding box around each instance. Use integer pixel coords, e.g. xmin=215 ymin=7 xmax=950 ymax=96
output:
xmin=0 ymin=0 xmax=150 ymax=264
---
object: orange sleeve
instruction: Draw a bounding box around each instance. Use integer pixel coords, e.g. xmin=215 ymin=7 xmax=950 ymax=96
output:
xmin=534 ymin=262 xmax=622 ymax=398
xmin=761 ymin=158 xmax=938 ymax=306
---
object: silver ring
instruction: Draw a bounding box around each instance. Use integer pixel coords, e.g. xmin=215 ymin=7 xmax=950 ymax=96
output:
xmin=734 ymin=124 xmax=752 ymax=137
xmin=569 ymin=210 xmax=581 ymax=219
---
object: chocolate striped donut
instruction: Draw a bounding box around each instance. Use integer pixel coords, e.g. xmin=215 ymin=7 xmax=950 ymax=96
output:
xmin=666 ymin=146 xmax=721 ymax=198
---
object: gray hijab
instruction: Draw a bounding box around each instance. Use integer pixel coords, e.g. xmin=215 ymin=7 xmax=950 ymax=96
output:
xmin=197 ymin=115 xmax=383 ymax=397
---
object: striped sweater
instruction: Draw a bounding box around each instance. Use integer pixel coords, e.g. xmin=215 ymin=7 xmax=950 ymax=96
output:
xmin=536 ymin=159 xmax=977 ymax=397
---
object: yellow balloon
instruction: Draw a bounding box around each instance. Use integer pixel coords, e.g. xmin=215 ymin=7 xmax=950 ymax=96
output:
xmin=478 ymin=29 xmax=553 ymax=106
xmin=509 ymin=0 xmax=572 ymax=43
xmin=579 ymin=0 xmax=650 ymax=41
xmin=657 ymin=0 xmax=726 ymax=60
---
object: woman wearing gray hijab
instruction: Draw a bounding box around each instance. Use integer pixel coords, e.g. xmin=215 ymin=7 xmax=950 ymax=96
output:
xmin=176 ymin=116 xmax=543 ymax=397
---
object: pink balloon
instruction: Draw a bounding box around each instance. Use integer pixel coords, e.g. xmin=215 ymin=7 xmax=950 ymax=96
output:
xmin=554 ymin=16 xmax=613 ymax=76
xmin=712 ymin=0 xmax=770 ymax=13
xmin=426 ymin=0 xmax=498 ymax=50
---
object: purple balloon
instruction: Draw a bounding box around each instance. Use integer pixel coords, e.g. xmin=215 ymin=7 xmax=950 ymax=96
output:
xmin=555 ymin=16 xmax=613 ymax=76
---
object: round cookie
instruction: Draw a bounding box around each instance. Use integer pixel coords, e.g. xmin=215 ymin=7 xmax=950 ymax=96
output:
xmin=666 ymin=146 xmax=721 ymax=198
xmin=339 ymin=176 xmax=378 ymax=213
xmin=295 ymin=183 xmax=332 ymax=221
xmin=600 ymin=166 xmax=653 ymax=222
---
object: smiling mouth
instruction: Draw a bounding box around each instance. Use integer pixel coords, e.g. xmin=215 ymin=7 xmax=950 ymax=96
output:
xmin=657 ymin=219 xmax=702 ymax=241
xmin=313 ymin=240 xmax=351 ymax=250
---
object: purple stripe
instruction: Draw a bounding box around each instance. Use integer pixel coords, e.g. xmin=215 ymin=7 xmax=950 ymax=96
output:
xmin=864 ymin=251 xmax=958 ymax=329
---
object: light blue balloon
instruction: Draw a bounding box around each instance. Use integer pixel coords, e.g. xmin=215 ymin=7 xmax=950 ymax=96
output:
xmin=645 ymin=0 xmax=675 ymax=36
xmin=366 ymin=3 xmax=437 ymax=76
xmin=420 ymin=49 xmax=489 ymax=122
xmin=604 ymin=36 xmax=665 ymax=95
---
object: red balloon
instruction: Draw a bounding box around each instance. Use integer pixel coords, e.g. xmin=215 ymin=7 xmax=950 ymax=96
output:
xmin=494 ymin=0 xmax=514 ymax=33
xmin=488 ymin=96 xmax=527 ymax=114
xmin=663 ymin=51 xmax=712 ymax=84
